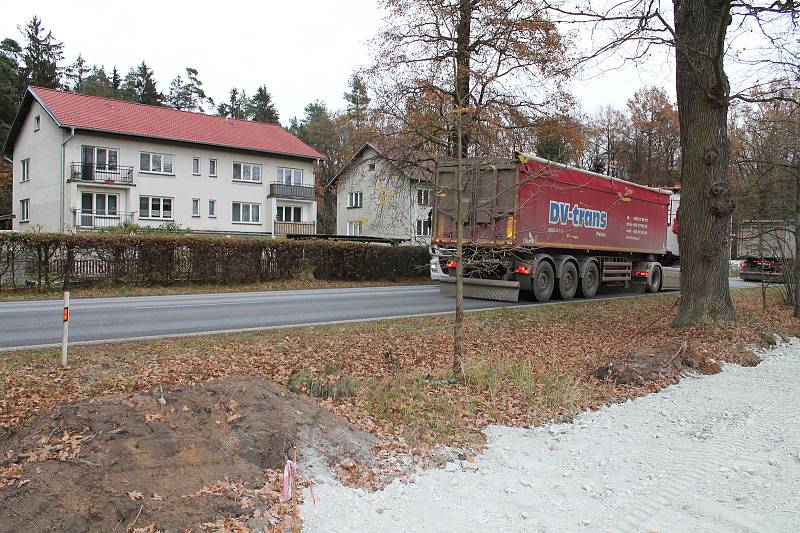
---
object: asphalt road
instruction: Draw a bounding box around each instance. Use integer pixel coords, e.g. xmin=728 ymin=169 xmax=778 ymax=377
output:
xmin=0 ymin=280 xmax=754 ymax=350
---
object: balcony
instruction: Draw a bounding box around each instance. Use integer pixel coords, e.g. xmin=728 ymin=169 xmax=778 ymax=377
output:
xmin=269 ymin=182 xmax=315 ymax=199
xmin=70 ymin=162 xmax=134 ymax=185
xmin=273 ymin=221 xmax=316 ymax=235
xmin=72 ymin=209 xmax=135 ymax=229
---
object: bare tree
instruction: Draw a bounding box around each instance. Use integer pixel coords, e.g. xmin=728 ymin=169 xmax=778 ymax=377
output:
xmin=542 ymin=0 xmax=800 ymax=326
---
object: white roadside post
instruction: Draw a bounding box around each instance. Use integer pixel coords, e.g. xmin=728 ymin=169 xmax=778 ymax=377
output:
xmin=61 ymin=291 xmax=70 ymax=366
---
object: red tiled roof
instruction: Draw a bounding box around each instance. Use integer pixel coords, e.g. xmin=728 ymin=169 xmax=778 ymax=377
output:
xmin=29 ymin=86 xmax=322 ymax=159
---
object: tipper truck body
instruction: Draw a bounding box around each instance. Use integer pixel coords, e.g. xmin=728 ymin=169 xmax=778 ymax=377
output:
xmin=431 ymin=154 xmax=679 ymax=301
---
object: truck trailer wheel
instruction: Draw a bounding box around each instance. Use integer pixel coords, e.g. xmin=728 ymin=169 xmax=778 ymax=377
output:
xmin=556 ymin=262 xmax=578 ymax=300
xmin=578 ymin=262 xmax=600 ymax=298
xmin=645 ymin=266 xmax=662 ymax=293
xmin=532 ymin=261 xmax=555 ymax=302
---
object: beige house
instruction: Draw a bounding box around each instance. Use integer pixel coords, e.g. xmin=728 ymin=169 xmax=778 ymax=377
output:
xmin=330 ymin=142 xmax=433 ymax=244
xmin=3 ymin=86 xmax=322 ymax=235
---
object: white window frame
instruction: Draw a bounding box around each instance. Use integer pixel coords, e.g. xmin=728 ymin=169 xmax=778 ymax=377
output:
xmin=233 ymin=161 xmax=262 ymax=183
xmin=191 ymin=198 xmax=200 ymax=217
xmin=347 ymin=221 xmax=362 ymax=236
xmin=192 ymin=157 xmax=201 ymax=176
xmin=20 ymin=159 xmax=30 ymax=182
xmin=139 ymin=152 xmax=175 ymax=175
xmin=416 ymin=218 xmax=432 ymax=237
xmin=276 ymin=205 xmax=302 ymax=222
xmin=232 ymin=201 xmax=261 ymax=224
xmin=277 ymin=167 xmax=303 ymax=185
xmin=34 ymin=115 xmax=40 ymax=131
xmin=89 ymin=146 xmax=120 ymax=172
xmin=82 ymin=192 xmax=119 ymax=216
xmin=19 ymin=199 xmax=30 ymax=222
xmin=348 ymin=191 xmax=363 ymax=208
xmin=208 ymin=199 xmax=216 ymax=218
xmin=417 ymin=188 xmax=432 ymax=206
xmin=139 ymin=195 xmax=174 ymax=220
xmin=209 ymin=159 xmax=218 ymax=177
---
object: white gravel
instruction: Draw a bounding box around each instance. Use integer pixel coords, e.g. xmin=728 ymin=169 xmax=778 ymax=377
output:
xmin=302 ymin=341 xmax=800 ymax=532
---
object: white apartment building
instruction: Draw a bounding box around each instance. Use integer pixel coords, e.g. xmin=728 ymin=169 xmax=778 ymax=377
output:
xmin=3 ymin=86 xmax=321 ymax=235
xmin=331 ymin=142 xmax=433 ymax=244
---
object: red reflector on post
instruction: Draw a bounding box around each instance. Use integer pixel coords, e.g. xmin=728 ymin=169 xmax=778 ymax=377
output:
xmin=446 ymin=260 xmax=458 ymax=268
xmin=63 ymin=307 xmax=69 ymax=322
xmin=514 ymin=266 xmax=530 ymax=275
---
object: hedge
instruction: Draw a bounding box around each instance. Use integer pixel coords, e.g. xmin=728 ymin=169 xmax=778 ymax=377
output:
xmin=0 ymin=233 xmax=430 ymax=289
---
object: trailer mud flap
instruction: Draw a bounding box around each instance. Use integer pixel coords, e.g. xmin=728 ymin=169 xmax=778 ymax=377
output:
xmin=439 ymin=276 xmax=521 ymax=302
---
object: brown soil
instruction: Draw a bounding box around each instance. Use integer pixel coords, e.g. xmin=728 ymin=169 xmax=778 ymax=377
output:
xmin=593 ymin=342 xmax=722 ymax=385
xmin=0 ymin=376 xmax=376 ymax=533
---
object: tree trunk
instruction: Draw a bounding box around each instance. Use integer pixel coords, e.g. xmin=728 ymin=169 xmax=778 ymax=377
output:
xmin=672 ymin=0 xmax=737 ymax=327
xmin=452 ymin=108 xmax=466 ymax=382
xmin=794 ymin=173 xmax=800 ymax=318
xmin=453 ymin=0 xmax=472 ymax=159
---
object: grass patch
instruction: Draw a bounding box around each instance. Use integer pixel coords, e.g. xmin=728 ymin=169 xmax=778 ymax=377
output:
xmin=0 ymin=278 xmax=432 ymax=302
xmin=1 ymin=287 xmax=796 ymax=450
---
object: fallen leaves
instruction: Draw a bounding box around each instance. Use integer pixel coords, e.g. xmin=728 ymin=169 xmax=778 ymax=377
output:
xmin=127 ymin=490 xmax=144 ymax=501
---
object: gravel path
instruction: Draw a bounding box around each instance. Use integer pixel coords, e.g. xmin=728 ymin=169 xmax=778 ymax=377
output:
xmin=303 ymin=341 xmax=800 ymax=533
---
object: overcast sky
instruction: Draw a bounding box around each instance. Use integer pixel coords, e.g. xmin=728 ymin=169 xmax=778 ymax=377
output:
xmin=0 ymin=1 xmax=677 ymax=122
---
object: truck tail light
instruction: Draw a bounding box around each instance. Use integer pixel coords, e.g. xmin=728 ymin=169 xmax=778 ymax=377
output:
xmin=446 ymin=260 xmax=458 ymax=269
xmin=514 ymin=266 xmax=530 ymax=276
xmin=634 ymin=270 xmax=649 ymax=277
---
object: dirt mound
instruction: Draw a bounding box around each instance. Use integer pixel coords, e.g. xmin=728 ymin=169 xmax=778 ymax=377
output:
xmin=0 ymin=376 xmax=376 ymax=532
xmin=594 ymin=342 xmax=721 ymax=385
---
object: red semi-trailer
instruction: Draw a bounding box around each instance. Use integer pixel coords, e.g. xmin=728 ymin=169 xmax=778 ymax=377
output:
xmin=432 ymin=154 xmax=680 ymax=302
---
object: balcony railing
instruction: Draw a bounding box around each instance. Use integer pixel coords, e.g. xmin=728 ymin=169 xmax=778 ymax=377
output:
xmin=70 ymin=162 xmax=134 ymax=185
xmin=269 ymin=182 xmax=315 ymax=199
xmin=273 ymin=221 xmax=316 ymax=235
xmin=72 ymin=209 xmax=135 ymax=229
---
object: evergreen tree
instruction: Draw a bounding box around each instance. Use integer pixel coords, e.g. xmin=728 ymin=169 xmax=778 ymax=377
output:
xmin=65 ymin=54 xmax=90 ymax=92
xmin=343 ymin=73 xmax=370 ymax=124
xmin=248 ymin=85 xmax=279 ymax=124
xmin=111 ymin=66 xmax=121 ymax=97
xmin=120 ymin=61 xmax=163 ymax=105
xmin=168 ymin=67 xmax=212 ymax=112
xmin=82 ymin=66 xmax=114 ymax=97
xmin=19 ymin=16 xmax=63 ymax=88
xmin=216 ymin=88 xmax=249 ymax=119
xmin=0 ymin=38 xmax=23 ymax=146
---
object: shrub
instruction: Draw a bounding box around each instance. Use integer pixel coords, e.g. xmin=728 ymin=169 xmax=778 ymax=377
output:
xmin=0 ymin=233 xmax=429 ymax=289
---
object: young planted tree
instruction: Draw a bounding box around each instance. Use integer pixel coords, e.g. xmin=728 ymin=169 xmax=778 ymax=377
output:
xmin=370 ymin=0 xmax=571 ymax=380
xmin=543 ymin=0 xmax=800 ymax=326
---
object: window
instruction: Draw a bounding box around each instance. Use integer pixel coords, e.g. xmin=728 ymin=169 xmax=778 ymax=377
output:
xmin=232 ymin=202 xmax=260 ymax=223
xmin=140 ymin=152 xmax=175 ymax=174
xmin=192 ymin=158 xmax=200 ymax=175
xmin=277 ymin=167 xmax=303 ymax=185
xmin=209 ymin=159 xmax=217 ymax=177
xmin=348 ymin=192 xmax=363 ymax=208
xmin=367 ymin=162 xmax=376 ymax=171
xmin=139 ymin=196 xmax=173 ymax=219
xmin=81 ymin=146 xmax=119 ymax=173
xmin=19 ymin=199 xmax=30 ymax=222
xmin=233 ymin=161 xmax=262 ymax=183
xmin=417 ymin=188 xmax=432 ymax=206
xmin=20 ymin=159 xmax=30 ymax=182
xmin=276 ymin=205 xmax=302 ymax=222
xmin=416 ymin=219 xmax=432 ymax=237
xmin=192 ymin=198 xmax=200 ymax=216
xmin=34 ymin=115 xmax=40 ymax=131
xmin=82 ymin=192 xmax=118 ymax=215
xmin=208 ymin=199 xmax=216 ymax=217
xmin=347 ymin=221 xmax=362 ymax=236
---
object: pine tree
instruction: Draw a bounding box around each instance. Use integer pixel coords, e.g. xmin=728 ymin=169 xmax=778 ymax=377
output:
xmin=120 ymin=61 xmax=163 ymax=105
xmin=343 ymin=73 xmax=370 ymax=125
xmin=248 ymin=85 xmax=279 ymax=124
xmin=65 ymin=54 xmax=90 ymax=92
xmin=0 ymin=38 xmax=24 ymax=146
xmin=19 ymin=16 xmax=63 ymax=88
xmin=111 ymin=67 xmax=121 ymax=97
xmin=216 ymin=88 xmax=249 ymax=119
xmin=168 ymin=68 xmax=213 ymax=112
xmin=82 ymin=66 xmax=114 ymax=97
xmin=167 ymin=75 xmax=186 ymax=109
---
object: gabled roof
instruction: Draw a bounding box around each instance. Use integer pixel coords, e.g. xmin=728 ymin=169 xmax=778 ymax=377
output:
xmin=328 ymin=141 xmax=434 ymax=189
xmin=3 ymin=86 xmax=322 ymax=160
